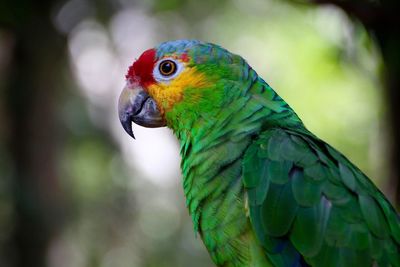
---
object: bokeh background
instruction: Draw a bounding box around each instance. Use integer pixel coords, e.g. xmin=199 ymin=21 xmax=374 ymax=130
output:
xmin=0 ymin=0 xmax=399 ymax=266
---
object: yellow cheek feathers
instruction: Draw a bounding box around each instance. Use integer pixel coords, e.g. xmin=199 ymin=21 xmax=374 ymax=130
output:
xmin=147 ymin=67 xmax=211 ymax=115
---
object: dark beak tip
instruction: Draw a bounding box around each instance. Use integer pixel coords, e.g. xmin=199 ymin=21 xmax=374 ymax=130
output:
xmin=121 ymin=119 xmax=136 ymax=139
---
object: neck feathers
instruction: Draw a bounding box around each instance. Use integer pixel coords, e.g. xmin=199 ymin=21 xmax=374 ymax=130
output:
xmin=173 ymin=68 xmax=302 ymax=266
xmin=176 ymin=67 xmax=300 ymax=228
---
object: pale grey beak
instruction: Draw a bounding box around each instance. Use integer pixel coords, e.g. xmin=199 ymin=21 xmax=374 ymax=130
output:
xmin=118 ymin=83 xmax=165 ymax=138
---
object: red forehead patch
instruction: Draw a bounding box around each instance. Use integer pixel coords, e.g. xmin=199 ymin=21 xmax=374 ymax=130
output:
xmin=126 ymin=48 xmax=156 ymax=87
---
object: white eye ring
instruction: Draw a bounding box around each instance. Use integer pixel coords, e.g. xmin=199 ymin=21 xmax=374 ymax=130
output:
xmin=153 ymin=58 xmax=184 ymax=82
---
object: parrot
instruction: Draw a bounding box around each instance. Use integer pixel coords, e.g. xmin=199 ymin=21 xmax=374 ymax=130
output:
xmin=118 ymin=40 xmax=400 ymax=267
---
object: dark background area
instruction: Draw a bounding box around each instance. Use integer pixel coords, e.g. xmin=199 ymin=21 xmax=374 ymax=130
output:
xmin=0 ymin=0 xmax=399 ymax=266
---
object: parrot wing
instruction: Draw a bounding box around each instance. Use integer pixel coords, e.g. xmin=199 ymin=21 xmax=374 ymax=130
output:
xmin=243 ymin=127 xmax=400 ymax=267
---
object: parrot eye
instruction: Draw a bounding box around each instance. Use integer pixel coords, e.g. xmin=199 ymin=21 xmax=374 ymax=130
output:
xmin=159 ymin=60 xmax=177 ymax=76
xmin=153 ymin=58 xmax=183 ymax=82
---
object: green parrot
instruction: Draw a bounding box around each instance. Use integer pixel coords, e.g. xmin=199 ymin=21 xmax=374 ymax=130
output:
xmin=118 ymin=40 xmax=400 ymax=267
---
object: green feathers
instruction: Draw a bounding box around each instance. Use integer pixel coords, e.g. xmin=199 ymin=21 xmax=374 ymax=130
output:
xmin=243 ymin=128 xmax=400 ymax=267
xmin=149 ymin=40 xmax=400 ymax=267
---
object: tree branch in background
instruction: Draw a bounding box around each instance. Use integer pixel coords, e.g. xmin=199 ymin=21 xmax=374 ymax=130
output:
xmin=1 ymin=1 xmax=68 ymax=266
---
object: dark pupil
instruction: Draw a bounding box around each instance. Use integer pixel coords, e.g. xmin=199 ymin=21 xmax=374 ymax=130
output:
xmin=160 ymin=61 xmax=175 ymax=76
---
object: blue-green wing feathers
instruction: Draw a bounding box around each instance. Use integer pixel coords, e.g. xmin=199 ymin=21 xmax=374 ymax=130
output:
xmin=243 ymin=128 xmax=400 ymax=267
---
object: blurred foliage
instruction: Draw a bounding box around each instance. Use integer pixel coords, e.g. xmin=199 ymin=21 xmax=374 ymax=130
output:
xmin=0 ymin=0 xmax=396 ymax=267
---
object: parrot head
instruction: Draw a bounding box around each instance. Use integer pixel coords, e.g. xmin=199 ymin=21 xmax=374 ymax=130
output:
xmin=118 ymin=40 xmax=247 ymax=138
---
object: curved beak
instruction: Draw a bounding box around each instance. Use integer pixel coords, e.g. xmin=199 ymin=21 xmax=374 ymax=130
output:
xmin=118 ymin=83 xmax=165 ymax=139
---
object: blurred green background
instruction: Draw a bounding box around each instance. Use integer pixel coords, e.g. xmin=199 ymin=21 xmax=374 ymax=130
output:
xmin=0 ymin=0 xmax=399 ymax=266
